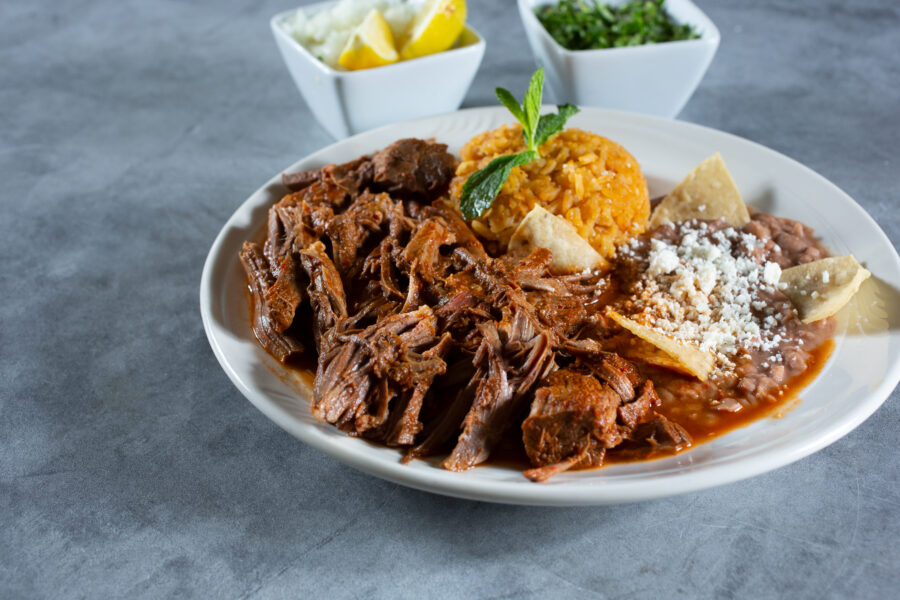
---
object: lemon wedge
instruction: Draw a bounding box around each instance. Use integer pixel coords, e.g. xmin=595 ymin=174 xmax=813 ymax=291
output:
xmin=399 ymin=0 xmax=467 ymax=61
xmin=338 ymin=9 xmax=399 ymax=71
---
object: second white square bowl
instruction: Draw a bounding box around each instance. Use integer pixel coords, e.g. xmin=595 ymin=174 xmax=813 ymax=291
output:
xmin=517 ymin=0 xmax=720 ymax=117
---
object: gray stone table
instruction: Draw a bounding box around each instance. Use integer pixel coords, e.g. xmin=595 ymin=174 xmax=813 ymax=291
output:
xmin=2 ymin=0 xmax=898 ymax=598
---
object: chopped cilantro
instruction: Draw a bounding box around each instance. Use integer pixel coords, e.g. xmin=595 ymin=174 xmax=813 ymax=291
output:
xmin=536 ymin=0 xmax=700 ymax=51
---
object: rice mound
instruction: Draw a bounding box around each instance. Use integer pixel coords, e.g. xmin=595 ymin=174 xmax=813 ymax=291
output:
xmin=451 ymin=125 xmax=650 ymax=261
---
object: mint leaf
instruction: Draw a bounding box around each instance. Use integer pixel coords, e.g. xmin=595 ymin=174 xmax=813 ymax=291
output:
xmin=458 ymin=69 xmax=579 ymax=221
xmin=459 ymin=150 xmax=538 ymax=220
xmin=534 ymin=104 xmax=580 ymax=148
xmin=495 ymin=87 xmax=524 ymax=125
xmin=521 ymin=68 xmax=544 ymax=148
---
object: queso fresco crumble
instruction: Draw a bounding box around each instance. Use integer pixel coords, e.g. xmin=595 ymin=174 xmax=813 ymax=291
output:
xmin=617 ymin=219 xmax=801 ymax=376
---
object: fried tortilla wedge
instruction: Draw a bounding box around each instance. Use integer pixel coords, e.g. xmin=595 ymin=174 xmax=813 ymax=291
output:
xmin=649 ymin=153 xmax=750 ymax=229
xmin=607 ymin=309 xmax=715 ymax=381
xmin=508 ymin=205 xmax=605 ymax=274
xmin=779 ymin=255 xmax=871 ymax=323
xmin=623 ymin=338 xmax=703 ymax=378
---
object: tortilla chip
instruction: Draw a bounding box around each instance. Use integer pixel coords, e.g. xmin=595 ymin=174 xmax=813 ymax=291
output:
xmin=648 ymin=153 xmax=750 ymax=229
xmin=779 ymin=255 xmax=871 ymax=323
xmin=607 ymin=309 xmax=715 ymax=381
xmin=508 ymin=205 xmax=605 ymax=274
xmin=623 ymin=338 xmax=702 ymax=378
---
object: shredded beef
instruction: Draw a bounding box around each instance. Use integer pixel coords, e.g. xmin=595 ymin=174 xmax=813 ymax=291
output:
xmin=265 ymin=253 xmax=304 ymax=332
xmin=520 ymin=362 xmax=673 ymax=482
xmin=239 ymin=242 xmax=304 ymax=363
xmin=244 ymin=138 xmax=690 ymax=481
xmin=370 ymin=138 xmax=458 ymax=198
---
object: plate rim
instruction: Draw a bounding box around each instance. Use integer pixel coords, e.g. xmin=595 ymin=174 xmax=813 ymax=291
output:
xmin=200 ymin=106 xmax=900 ymax=505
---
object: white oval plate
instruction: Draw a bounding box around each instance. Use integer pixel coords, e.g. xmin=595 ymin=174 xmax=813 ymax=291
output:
xmin=200 ymin=107 xmax=900 ymax=505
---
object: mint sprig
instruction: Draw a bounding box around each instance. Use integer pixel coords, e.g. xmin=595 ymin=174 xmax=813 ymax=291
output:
xmin=459 ymin=68 xmax=579 ymax=221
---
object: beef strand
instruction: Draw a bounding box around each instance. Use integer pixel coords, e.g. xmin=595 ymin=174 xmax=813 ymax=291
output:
xmin=239 ymin=242 xmax=304 ymax=363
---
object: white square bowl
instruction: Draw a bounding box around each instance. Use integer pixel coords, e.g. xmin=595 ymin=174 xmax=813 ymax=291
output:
xmin=517 ymin=0 xmax=720 ymax=117
xmin=271 ymin=3 xmax=486 ymax=139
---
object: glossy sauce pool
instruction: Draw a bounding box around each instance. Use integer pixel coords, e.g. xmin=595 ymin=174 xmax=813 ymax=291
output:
xmin=655 ymin=339 xmax=834 ymax=446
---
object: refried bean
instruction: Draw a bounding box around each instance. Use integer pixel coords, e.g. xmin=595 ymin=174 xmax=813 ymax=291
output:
xmin=608 ymin=212 xmax=836 ymax=448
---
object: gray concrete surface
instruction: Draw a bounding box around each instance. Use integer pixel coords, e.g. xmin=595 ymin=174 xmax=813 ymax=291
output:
xmin=2 ymin=0 xmax=898 ymax=598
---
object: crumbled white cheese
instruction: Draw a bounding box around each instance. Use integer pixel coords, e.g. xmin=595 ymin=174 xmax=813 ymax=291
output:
xmin=822 ymin=270 xmax=830 ymax=283
xmin=647 ymin=241 xmax=680 ymax=277
xmin=621 ymin=222 xmax=792 ymax=376
xmin=763 ymin=262 xmax=782 ymax=286
xmin=697 ymin=263 xmax=717 ymax=295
